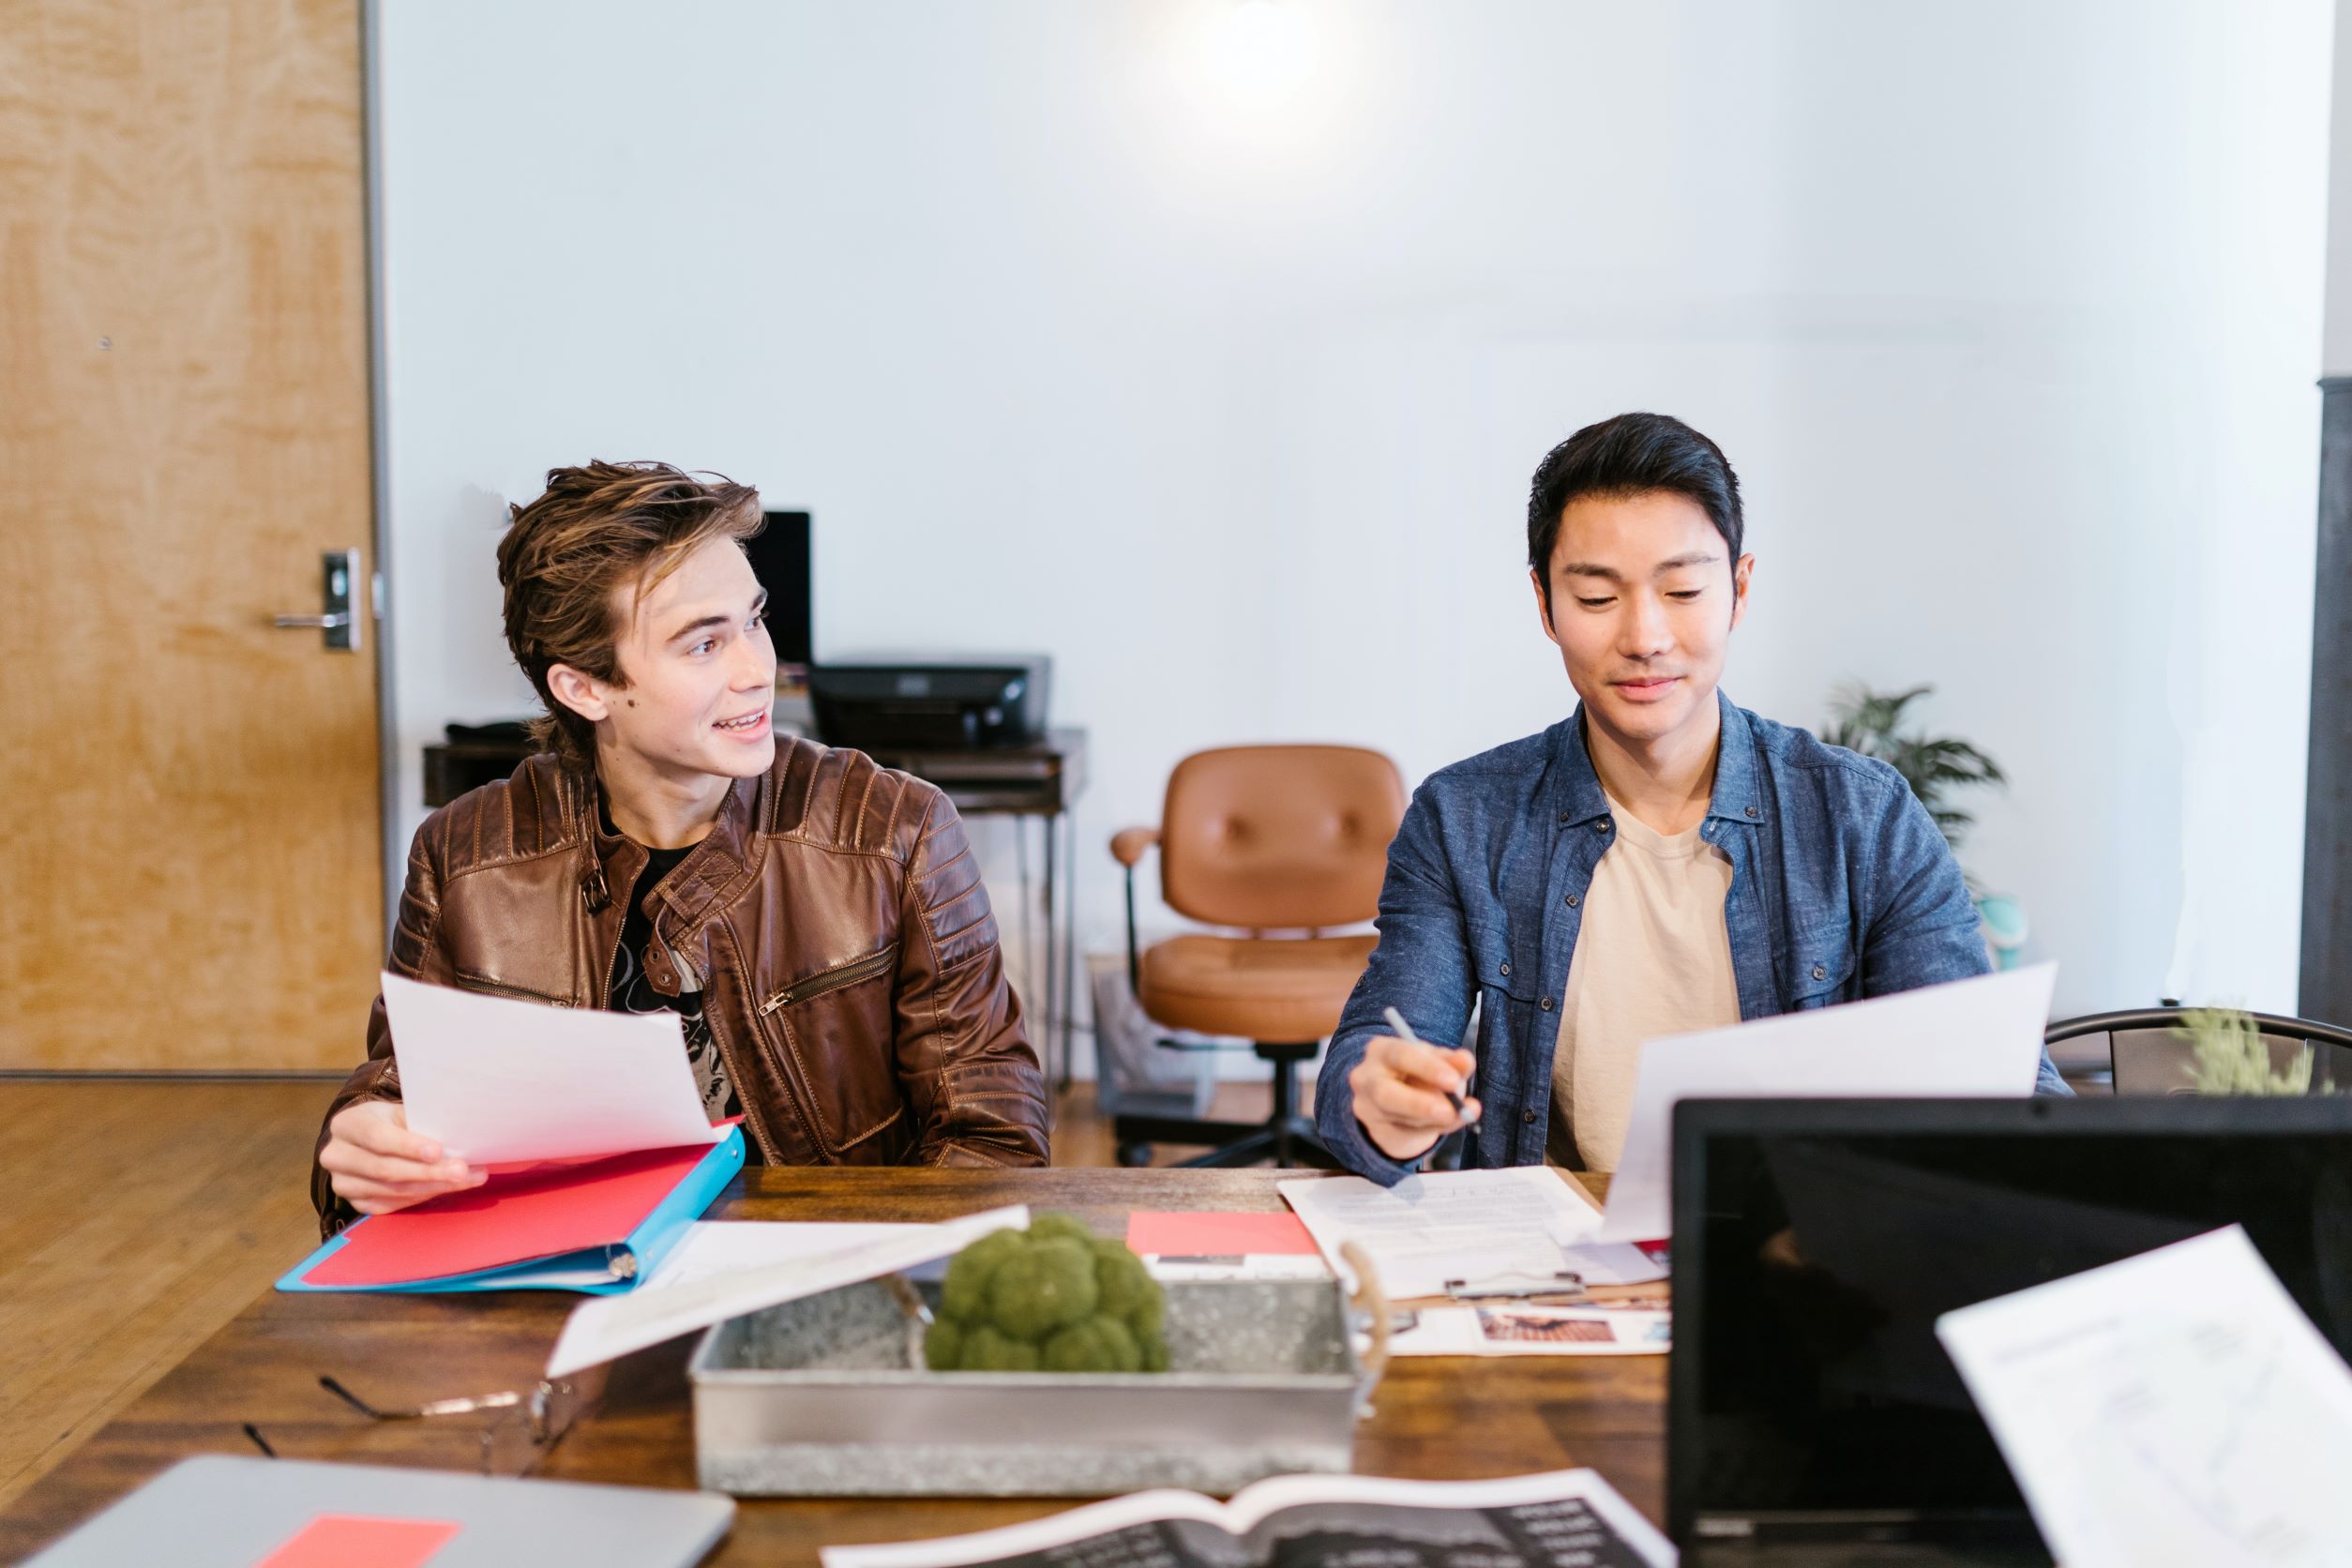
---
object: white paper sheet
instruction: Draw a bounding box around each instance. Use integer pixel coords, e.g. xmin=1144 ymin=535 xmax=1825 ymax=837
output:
xmin=638 ymin=1221 xmax=930 ymax=1290
xmin=1937 ymin=1225 xmax=2352 ymax=1568
xmin=382 ymin=971 xmax=724 ymax=1167
xmin=1279 ymin=1167 xmax=1605 ymax=1300
xmin=1383 ymin=1304 xmax=1671 ymax=1358
xmin=1559 ymin=1241 xmax=1669 ymax=1288
xmin=1594 ymin=962 xmax=2056 ymax=1243
xmin=546 ymin=1205 xmax=1030 ymax=1378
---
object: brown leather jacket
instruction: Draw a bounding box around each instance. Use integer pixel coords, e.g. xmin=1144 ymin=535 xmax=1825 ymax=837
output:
xmin=312 ymin=740 xmax=1049 ymax=1231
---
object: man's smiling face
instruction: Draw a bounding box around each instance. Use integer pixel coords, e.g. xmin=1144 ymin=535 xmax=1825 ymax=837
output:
xmin=565 ymin=534 xmax=778 ymax=784
xmin=1533 ymin=489 xmax=1752 ymax=752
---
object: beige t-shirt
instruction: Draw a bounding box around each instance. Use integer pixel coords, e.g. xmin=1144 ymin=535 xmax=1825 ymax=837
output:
xmin=1547 ymin=796 xmax=1741 ymax=1171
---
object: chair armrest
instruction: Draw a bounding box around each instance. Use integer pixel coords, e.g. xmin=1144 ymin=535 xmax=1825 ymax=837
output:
xmin=1109 ymin=826 xmax=1160 ymax=867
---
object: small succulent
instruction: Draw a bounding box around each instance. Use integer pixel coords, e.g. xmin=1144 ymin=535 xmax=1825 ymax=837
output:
xmin=925 ymin=1214 xmax=1169 ymax=1374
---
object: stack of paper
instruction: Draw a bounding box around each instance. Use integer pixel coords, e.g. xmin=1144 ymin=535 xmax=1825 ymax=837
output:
xmin=1278 ymin=1167 xmax=1607 ymax=1300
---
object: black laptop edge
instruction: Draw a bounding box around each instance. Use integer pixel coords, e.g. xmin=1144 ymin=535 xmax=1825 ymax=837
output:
xmin=1665 ymin=1093 xmax=2352 ymax=1551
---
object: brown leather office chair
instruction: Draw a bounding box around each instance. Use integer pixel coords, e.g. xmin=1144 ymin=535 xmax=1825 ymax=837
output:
xmin=1108 ymin=745 xmax=1407 ymax=1168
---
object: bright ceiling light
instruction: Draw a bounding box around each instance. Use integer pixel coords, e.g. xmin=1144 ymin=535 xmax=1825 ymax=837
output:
xmin=1208 ymin=0 xmax=1314 ymax=110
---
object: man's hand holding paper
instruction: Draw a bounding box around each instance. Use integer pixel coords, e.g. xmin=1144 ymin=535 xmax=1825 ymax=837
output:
xmin=322 ymin=972 xmax=730 ymax=1220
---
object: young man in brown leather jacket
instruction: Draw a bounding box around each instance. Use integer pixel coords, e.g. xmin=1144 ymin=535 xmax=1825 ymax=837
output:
xmin=313 ymin=462 xmax=1048 ymax=1230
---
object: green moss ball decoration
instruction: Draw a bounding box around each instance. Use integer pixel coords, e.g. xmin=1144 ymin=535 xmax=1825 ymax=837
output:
xmin=924 ymin=1214 xmax=1169 ymax=1375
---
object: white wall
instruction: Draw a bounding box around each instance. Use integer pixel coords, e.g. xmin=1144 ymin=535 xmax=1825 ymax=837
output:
xmin=2325 ymin=0 xmax=2352 ymax=377
xmin=375 ymin=0 xmax=2332 ymax=1047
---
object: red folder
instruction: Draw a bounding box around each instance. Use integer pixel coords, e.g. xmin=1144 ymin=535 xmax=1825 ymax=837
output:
xmin=303 ymin=1142 xmax=717 ymax=1289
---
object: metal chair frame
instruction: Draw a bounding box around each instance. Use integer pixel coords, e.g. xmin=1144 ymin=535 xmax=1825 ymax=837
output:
xmin=2045 ymin=1006 xmax=2352 ymax=1092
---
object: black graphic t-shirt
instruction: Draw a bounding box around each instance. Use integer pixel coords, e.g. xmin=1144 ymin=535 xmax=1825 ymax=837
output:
xmin=610 ymin=842 xmax=743 ymax=1126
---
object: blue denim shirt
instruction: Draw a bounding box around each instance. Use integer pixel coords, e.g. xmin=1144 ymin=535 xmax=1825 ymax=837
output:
xmin=1316 ymin=693 xmax=2070 ymax=1184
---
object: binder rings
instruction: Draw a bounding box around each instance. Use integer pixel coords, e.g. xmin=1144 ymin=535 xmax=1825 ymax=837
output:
xmin=279 ymin=1123 xmax=745 ymax=1295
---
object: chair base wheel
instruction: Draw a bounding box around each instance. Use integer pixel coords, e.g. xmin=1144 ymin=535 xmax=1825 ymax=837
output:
xmin=1115 ymin=1140 xmax=1154 ymax=1168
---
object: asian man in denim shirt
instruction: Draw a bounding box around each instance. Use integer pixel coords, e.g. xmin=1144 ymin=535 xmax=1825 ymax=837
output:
xmin=1316 ymin=412 xmax=2069 ymax=1184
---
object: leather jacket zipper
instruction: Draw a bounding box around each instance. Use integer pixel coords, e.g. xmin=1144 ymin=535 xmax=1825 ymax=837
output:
xmin=453 ymin=973 xmax=574 ymax=1008
xmin=760 ymin=945 xmax=897 ymax=1016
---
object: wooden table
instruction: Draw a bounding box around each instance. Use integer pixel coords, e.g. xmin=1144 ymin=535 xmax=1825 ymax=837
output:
xmin=0 ymin=1168 xmax=1662 ymax=1563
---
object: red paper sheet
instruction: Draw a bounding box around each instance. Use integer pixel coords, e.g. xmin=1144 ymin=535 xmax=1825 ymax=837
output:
xmin=255 ymin=1515 xmax=460 ymax=1568
xmin=1125 ymin=1210 xmax=1319 ymax=1258
xmin=304 ymin=1141 xmax=713 ymax=1288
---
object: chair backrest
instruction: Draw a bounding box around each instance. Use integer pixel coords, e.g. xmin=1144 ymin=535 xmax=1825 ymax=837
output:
xmin=1158 ymin=745 xmax=1406 ymax=930
xmin=2044 ymin=1007 xmax=2352 ymax=1095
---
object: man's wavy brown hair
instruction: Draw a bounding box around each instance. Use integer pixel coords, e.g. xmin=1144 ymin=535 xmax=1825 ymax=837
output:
xmin=496 ymin=460 xmax=764 ymax=766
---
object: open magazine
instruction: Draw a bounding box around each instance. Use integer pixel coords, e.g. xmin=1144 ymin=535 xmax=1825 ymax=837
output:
xmin=821 ymin=1469 xmax=1674 ymax=1568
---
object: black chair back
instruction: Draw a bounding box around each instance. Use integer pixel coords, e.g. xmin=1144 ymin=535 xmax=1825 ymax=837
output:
xmin=2044 ymin=1007 xmax=2352 ymax=1094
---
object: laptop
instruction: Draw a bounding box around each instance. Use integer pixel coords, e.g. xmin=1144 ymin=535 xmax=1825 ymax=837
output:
xmin=1668 ymin=1095 xmax=2352 ymax=1565
xmin=24 ymin=1455 xmax=734 ymax=1567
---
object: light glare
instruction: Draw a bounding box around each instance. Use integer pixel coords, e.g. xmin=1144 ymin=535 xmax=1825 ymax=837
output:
xmin=1209 ymin=0 xmax=1313 ymax=109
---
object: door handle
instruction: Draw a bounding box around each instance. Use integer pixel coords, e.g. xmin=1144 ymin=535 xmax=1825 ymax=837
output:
xmin=273 ymin=549 xmax=362 ymax=651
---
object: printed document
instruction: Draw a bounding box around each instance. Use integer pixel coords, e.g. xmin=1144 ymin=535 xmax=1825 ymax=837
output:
xmin=1595 ymin=962 xmax=2055 ymax=1243
xmin=1385 ymin=1304 xmax=1670 ymax=1358
xmin=1937 ymin=1225 xmax=2352 ymax=1568
xmin=546 ymin=1206 xmax=1029 ymax=1377
xmin=1279 ymin=1168 xmax=1604 ymax=1300
xmin=383 ymin=971 xmax=725 ymax=1168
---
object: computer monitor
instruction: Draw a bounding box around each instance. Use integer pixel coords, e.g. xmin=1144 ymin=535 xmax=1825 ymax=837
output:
xmin=1669 ymin=1096 xmax=2352 ymax=1562
xmin=746 ymin=509 xmax=812 ymax=669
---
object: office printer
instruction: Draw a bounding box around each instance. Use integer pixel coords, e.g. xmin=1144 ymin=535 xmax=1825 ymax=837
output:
xmin=808 ymin=655 xmax=1050 ymax=750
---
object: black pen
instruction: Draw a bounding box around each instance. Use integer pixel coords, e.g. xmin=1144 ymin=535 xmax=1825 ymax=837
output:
xmin=1383 ymin=1006 xmax=1481 ymax=1128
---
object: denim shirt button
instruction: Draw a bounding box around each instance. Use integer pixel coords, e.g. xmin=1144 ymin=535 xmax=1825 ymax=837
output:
xmin=1499 ymin=962 xmax=1511 ymax=976
xmin=1594 ymin=821 xmax=1610 ymax=834
xmin=1812 ymin=963 xmax=1828 ymax=980
xmin=1565 ymin=893 xmax=1580 ymax=908
xmin=1522 ymin=1108 xmax=1538 ymax=1124
xmin=1540 ymin=996 xmax=1555 ymax=1011
xmin=1745 ymin=805 xmax=1760 ymax=819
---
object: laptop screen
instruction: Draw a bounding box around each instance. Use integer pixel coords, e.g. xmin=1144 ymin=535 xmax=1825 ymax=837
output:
xmin=1668 ymin=1097 xmax=2352 ymax=1553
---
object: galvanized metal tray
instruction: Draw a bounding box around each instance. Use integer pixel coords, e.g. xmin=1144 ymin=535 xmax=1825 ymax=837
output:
xmin=687 ymin=1247 xmax=1389 ymax=1499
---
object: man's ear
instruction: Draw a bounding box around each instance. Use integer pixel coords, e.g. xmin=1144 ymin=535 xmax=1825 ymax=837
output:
xmin=546 ymin=663 xmax=613 ymax=726
xmin=1728 ymin=553 xmax=1756 ymax=631
xmin=1530 ymin=567 xmax=1563 ymax=650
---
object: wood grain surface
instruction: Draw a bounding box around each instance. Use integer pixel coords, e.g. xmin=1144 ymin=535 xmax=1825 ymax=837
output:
xmin=0 ymin=1081 xmax=331 ymax=1513
xmin=0 ymin=1166 xmax=1662 ymax=1564
xmin=0 ymin=0 xmax=383 ymax=1068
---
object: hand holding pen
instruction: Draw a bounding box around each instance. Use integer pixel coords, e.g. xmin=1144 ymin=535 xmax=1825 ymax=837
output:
xmin=1344 ymin=1005 xmax=1483 ymax=1163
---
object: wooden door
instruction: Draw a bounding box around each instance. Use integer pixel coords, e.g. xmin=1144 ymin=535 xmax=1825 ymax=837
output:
xmin=0 ymin=0 xmax=381 ymax=1069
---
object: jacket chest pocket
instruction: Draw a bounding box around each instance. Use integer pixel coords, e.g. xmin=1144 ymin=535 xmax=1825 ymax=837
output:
xmin=1782 ymin=936 xmax=1857 ymax=1011
xmin=753 ymin=944 xmax=908 ymax=1158
xmin=1467 ymin=917 xmax=1539 ymax=1005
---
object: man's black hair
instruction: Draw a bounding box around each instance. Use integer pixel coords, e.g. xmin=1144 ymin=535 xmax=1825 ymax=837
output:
xmin=1525 ymin=412 xmax=1743 ymax=600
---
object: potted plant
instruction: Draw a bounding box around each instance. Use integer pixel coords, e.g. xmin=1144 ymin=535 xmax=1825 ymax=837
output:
xmin=2182 ymin=1007 xmax=2321 ymax=1095
xmin=1822 ymin=684 xmax=2021 ymax=965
